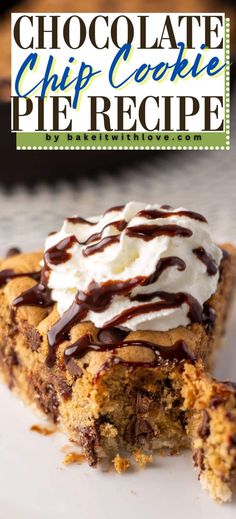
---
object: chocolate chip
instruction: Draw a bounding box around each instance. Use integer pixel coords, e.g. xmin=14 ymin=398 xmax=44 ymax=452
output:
xmin=5 ymin=247 xmax=21 ymax=258
xmin=135 ymin=417 xmax=153 ymax=436
xmin=7 ymin=347 xmax=19 ymax=368
xmin=98 ymin=327 xmax=128 ymax=344
xmin=0 ymin=342 xmax=20 ymax=390
xmin=78 ymin=423 xmax=100 ymax=466
xmin=59 ymin=380 xmax=72 ymax=400
xmin=198 ymin=410 xmax=210 ymax=440
xmin=44 ymin=383 xmax=59 ymax=422
xmin=32 ymin=378 xmax=59 ymax=423
xmin=25 ymin=328 xmax=42 ymax=352
xmin=193 ymin=448 xmax=205 ymax=471
xmin=66 ymin=358 xmax=83 ymax=378
xmin=210 ymin=396 xmax=226 ymax=409
xmin=124 ymin=415 xmax=136 ymax=444
xmin=136 ymin=391 xmax=153 ymax=413
xmin=124 ymin=415 xmax=153 ymax=444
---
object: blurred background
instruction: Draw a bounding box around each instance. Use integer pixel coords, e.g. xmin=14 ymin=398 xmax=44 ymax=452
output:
xmin=0 ymin=0 xmax=235 ymax=254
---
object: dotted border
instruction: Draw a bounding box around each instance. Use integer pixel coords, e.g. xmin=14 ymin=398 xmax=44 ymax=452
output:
xmin=225 ymin=17 xmax=231 ymax=151
xmin=16 ymin=144 xmax=228 ymax=151
xmin=16 ymin=17 xmax=230 ymax=152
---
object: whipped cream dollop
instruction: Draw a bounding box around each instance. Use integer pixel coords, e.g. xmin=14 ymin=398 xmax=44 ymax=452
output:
xmin=44 ymin=201 xmax=222 ymax=332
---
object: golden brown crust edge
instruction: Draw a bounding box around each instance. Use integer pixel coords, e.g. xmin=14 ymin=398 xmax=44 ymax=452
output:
xmin=182 ymin=363 xmax=236 ymax=503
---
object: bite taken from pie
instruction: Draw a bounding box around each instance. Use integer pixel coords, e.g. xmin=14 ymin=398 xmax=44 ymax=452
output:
xmin=0 ymin=201 xmax=235 ymax=502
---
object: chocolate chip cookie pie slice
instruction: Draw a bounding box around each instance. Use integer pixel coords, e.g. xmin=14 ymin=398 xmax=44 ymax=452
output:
xmin=182 ymin=363 xmax=236 ymax=503
xmin=0 ymin=202 xmax=235 ymax=502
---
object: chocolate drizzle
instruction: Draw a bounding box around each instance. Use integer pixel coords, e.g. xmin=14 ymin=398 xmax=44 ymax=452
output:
xmin=13 ymin=283 xmax=53 ymax=308
xmin=143 ymin=257 xmax=186 ymax=285
xmin=63 ymin=333 xmax=195 ymax=367
xmin=82 ymin=236 xmax=120 ymax=257
xmin=66 ymin=216 xmax=97 ymax=225
xmin=105 ymin=204 xmax=125 ymax=214
xmin=46 ymin=278 xmax=141 ymax=366
xmin=85 ymin=220 xmax=127 ymax=245
xmin=46 ymin=277 xmax=204 ymax=366
xmin=46 ymin=301 xmax=83 ymax=367
xmin=67 ymin=205 xmax=125 ymax=224
xmin=193 ymin=247 xmax=217 ymax=276
xmin=202 ymin=304 xmax=216 ymax=331
xmin=126 ymin=224 xmax=193 ymax=240
xmin=6 ymin=254 xmax=53 ymax=310
xmin=44 ymin=235 xmax=78 ymax=265
xmin=0 ymin=269 xmax=41 ymax=288
xmin=82 ymin=220 xmax=127 ymax=256
xmin=137 ymin=208 xmax=207 ymax=223
xmin=104 ymin=292 xmax=203 ymax=328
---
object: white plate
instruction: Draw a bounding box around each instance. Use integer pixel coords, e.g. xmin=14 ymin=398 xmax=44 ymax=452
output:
xmin=0 ymin=300 xmax=236 ymax=519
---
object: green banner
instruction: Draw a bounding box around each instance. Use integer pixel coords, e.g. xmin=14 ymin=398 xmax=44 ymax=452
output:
xmin=16 ymin=131 xmax=229 ymax=150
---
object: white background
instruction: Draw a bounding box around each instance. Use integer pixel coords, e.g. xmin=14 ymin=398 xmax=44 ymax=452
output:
xmin=11 ymin=13 xmax=226 ymax=132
